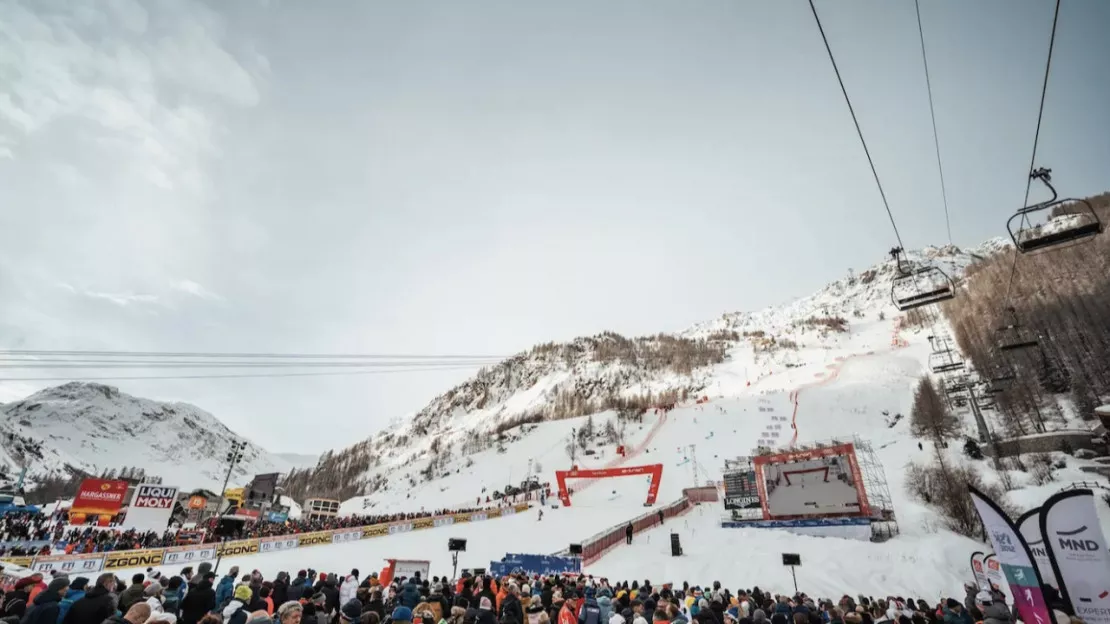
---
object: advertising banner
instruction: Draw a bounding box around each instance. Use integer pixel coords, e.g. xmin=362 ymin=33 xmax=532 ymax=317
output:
xmin=188 ymin=496 xmax=207 ymax=510
xmin=296 ymin=531 xmax=333 ymax=548
xmin=413 ymin=518 xmax=434 ymax=529
xmin=971 ymin=552 xmax=990 ymax=591
xmin=331 ymin=529 xmax=362 ymax=545
xmin=104 ymin=548 xmax=165 ymax=570
xmin=487 ymin=509 xmax=502 ymax=518
xmin=125 ymin=485 xmax=179 ymax=533
xmin=31 ymin=553 xmax=106 ymax=575
xmin=514 ymin=503 xmax=530 ymax=512
xmin=363 ymin=524 xmax=390 ymax=538
xmin=985 ymin=556 xmax=1004 ymax=591
xmin=969 ymin=486 xmax=1051 ymax=624
xmin=266 ymin=511 xmax=289 ymax=523
xmin=259 ymin=535 xmax=299 ymax=554
xmin=491 ymin=553 xmax=581 ymax=577
xmin=0 ymin=556 xmax=33 ymax=568
xmin=161 ymin=544 xmax=218 ymax=566
xmin=216 ymin=539 xmax=260 ymax=558
xmin=1018 ymin=508 xmax=1059 ymax=590
xmin=388 ymin=522 xmax=414 ymax=535
xmin=71 ymin=479 xmax=129 ymax=515
xmin=1040 ymin=488 xmax=1110 ymax=624
xmin=469 ymin=513 xmax=487 ymax=522
xmin=453 ymin=514 xmax=471 ymax=523
xmin=433 ymin=517 xmax=455 ymax=528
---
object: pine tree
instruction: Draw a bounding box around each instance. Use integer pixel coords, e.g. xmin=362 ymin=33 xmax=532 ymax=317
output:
xmin=910 ymin=377 xmax=960 ymax=441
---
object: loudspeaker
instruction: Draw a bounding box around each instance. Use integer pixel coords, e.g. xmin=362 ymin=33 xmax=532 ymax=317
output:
xmin=471 ymin=567 xmax=486 ymax=576
xmin=448 ymin=538 xmax=467 ymax=552
xmin=670 ymin=533 xmax=682 ymax=557
xmin=782 ymin=553 xmax=801 ymax=566
xmin=569 ymin=543 xmax=583 ymax=555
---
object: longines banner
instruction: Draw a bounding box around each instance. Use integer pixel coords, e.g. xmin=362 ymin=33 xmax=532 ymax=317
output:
xmin=1018 ymin=507 xmax=1059 ymax=590
xmin=969 ymin=486 xmax=1051 ymax=624
xmin=1040 ymin=489 xmax=1110 ymax=624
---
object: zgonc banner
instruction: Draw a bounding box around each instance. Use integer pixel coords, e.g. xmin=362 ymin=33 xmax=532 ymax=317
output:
xmin=968 ymin=486 xmax=1051 ymax=624
xmin=125 ymin=485 xmax=179 ymax=533
xmin=104 ymin=548 xmax=165 ymax=571
xmin=19 ymin=502 xmax=533 ymax=571
xmin=72 ymin=479 xmax=129 ymax=515
xmin=1040 ymin=489 xmax=1110 ymax=624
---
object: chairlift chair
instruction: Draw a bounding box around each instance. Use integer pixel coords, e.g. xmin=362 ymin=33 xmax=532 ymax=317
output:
xmin=889 ymin=247 xmax=955 ymax=311
xmin=997 ymin=307 xmax=1040 ymax=352
xmin=928 ymin=350 xmax=965 ymax=374
xmin=1008 ymin=168 xmax=1103 ymax=253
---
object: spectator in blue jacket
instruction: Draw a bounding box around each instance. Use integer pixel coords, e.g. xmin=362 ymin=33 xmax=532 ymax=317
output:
xmin=215 ymin=567 xmax=240 ymax=610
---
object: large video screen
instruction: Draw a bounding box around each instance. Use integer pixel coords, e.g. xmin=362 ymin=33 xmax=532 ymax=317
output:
xmin=754 ymin=444 xmax=869 ymax=519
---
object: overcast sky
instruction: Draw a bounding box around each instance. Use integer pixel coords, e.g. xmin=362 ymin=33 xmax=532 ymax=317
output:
xmin=1 ymin=0 xmax=1107 ymax=454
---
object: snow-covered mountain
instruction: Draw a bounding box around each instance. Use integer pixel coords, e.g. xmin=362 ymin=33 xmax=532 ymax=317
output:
xmin=0 ymin=382 xmax=296 ymax=491
xmin=292 ymin=242 xmax=1008 ymax=501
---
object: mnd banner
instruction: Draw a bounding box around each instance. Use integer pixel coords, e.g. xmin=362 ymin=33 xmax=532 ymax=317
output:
xmin=969 ymin=486 xmax=1052 ymax=624
xmin=1018 ymin=507 xmax=1060 ymax=590
xmin=1040 ymin=489 xmax=1110 ymax=624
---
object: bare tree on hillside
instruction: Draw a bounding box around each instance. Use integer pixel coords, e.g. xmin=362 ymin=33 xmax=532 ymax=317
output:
xmin=910 ymin=377 xmax=960 ymax=441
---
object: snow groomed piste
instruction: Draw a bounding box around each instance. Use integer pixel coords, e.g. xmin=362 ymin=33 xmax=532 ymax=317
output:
xmin=9 ymin=503 xmax=531 ymax=575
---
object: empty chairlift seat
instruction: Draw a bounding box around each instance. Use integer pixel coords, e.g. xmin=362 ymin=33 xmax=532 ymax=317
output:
xmin=1008 ymin=168 xmax=1103 ymax=253
xmin=928 ymin=350 xmax=964 ymax=374
xmin=888 ymin=247 xmax=955 ymax=311
xmin=997 ymin=307 xmax=1040 ymax=352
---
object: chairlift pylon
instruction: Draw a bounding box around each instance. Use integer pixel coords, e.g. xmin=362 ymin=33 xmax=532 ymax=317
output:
xmin=889 ymin=247 xmax=955 ymax=311
xmin=997 ymin=307 xmax=1040 ymax=352
xmin=1007 ymin=168 xmax=1103 ymax=253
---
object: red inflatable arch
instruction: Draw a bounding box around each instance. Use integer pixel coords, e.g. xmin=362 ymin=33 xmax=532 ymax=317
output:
xmin=555 ymin=463 xmax=663 ymax=507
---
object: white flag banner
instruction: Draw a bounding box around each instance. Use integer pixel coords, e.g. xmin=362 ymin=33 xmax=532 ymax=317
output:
xmin=969 ymin=486 xmax=1051 ymax=624
xmin=125 ymin=484 xmax=179 ymax=533
xmin=1040 ymin=488 xmax=1110 ymax=624
xmin=971 ymin=551 xmax=990 ymax=590
xmin=985 ymin=555 xmax=1005 ymax=594
xmin=1018 ymin=507 xmax=1060 ymax=590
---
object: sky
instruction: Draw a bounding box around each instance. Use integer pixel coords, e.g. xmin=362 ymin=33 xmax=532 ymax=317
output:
xmin=0 ymin=0 xmax=1107 ymax=454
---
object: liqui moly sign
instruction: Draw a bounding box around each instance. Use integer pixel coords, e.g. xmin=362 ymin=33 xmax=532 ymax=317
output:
xmin=133 ymin=485 xmax=178 ymax=508
xmin=125 ymin=485 xmax=180 ymax=533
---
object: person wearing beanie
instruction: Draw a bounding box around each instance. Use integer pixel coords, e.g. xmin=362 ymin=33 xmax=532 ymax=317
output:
xmin=341 ymin=599 xmax=364 ymax=623
xmin=222 ymin=585 xmax=252 ymax=624
xmin=393 ymin=606 xmax=415 ymax=624
xmin=246 ymin=611 xmax=273 ymax=624
xmin=57 ymin=576 xmax=89 ymax=624
xmin=146 ymin=581 xmax=166 ymax=612
xmin=22 ymin=576 xmax=70 ymax=624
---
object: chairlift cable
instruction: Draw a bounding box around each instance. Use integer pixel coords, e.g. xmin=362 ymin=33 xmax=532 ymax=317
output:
xmin=0 ymin=364 xmax=483 ymax=383
xmin=808 ymin=0 xmax=904 ymax=249
xmin=1003 ymin=0 xmax=1061 ymax=305
xmin=914 ymin=0 xmax=953 ymax=246
xmin=0 ymin=348 xmax=507 ymax=360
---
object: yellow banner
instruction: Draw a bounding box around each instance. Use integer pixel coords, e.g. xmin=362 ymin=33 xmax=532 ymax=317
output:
xmin=453 ymin=513 xmax=471 ymax=523
xmin=487 ymin=509 xmax=502 ymax=518
xmin=0 ymin=556 xmax=33 ymax=567
xmin=362 ymin=524 xmax=390 ymax=538
xmin=216 ymin=539 xmax=260 ymax=557
xmin=296 ymin=531 xmax=332 ymax=548
xmin=514 ymin=503 xmax=530 ymax=512
xmin=104 ymin=549 xmax=165 ymax=570
xmin=412 ymin=518 xmax=434 ymax=529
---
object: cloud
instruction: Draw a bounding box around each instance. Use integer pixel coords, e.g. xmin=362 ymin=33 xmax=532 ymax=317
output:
xmin=173 ymin=279 xmax=221 ymax=301
xmin=58 ymin=283 xmax=160 ymax=307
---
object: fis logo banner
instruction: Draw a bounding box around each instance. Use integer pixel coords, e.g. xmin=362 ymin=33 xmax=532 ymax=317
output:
xmin=260 ymin=536 xmax=299 ymax=553
xmin=161 ymin=545 xmax=218 ymax=566
xmin=31 ymin=553 xmax=106 ymax=575
xmin=105 ymin=549 xmax=165 ymax=570
xmin=331 ymin=530 xmax=361 ymax=545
